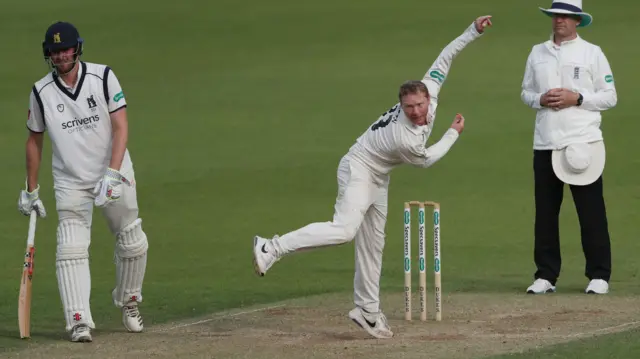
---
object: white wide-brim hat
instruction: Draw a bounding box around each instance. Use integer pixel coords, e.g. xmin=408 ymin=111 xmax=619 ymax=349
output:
xmin=552 ymin=141 xmax=605 ymax=186
xmin=539 ymin=0 xmax=593 ymax=27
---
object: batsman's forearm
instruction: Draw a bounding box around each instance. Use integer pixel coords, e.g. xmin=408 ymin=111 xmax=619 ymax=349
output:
xmin=109 ymin=127 xmax=128 ymax=171
xmin=25 ymin=135 xmax=43 ymax=192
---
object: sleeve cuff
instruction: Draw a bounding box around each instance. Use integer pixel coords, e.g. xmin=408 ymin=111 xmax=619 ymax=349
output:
xmin=26 ymin=124 xmax=45 ymax=133
xmin=469 ymin=22 xmax=482 ymax=38
xmin=532 ymin=93 xmax=543 ymax=109
xmin=444 ymin=127 xmax=460 ymax=140
xmin=109 ymin=104 xmax=127 ymax=114
xmin=579 ymin=92 xmax=596 ymax=110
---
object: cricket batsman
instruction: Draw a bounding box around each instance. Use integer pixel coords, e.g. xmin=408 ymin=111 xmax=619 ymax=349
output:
xmin=253 ymin=15 xmax=492 ymax=339
xmin=18 ymin=21 xmax=149 ymax=342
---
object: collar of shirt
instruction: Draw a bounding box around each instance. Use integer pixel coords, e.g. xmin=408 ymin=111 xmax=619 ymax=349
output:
xmin=59 ymin=62 xmax=84 ymax=92
xmin=545 ymin=33 xmax=582 ymax=51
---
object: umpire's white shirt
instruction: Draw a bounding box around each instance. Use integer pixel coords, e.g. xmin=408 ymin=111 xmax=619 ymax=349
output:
xmin=27 ymin=62 xmax=132 ymax=190
xmin=521 ymin=34 xmax=617 ymax=150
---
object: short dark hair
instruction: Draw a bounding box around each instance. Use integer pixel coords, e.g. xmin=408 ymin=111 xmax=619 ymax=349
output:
xmin=398 ymin=80 xmax=429 ymax=102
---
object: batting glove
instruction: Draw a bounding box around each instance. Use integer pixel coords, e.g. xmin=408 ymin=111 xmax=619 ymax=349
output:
xmin=18 ymin=181 xmax=47 ymax=218
xmin=94 ymin=168 xmax=131 ymax=208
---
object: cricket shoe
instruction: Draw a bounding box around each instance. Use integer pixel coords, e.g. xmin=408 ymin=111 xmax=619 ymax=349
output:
xmin=253 ymin=235 xmax=279 ymax=276
xmin=585 ymin=279 xmax=609 ymax=294
xmin=122 ymin=302 xmax=144 ymax=333
xmin=526 ymin=278 xmax=556 ymax=294
xmin=70 ymin=324 xmax=92 ymax=342
xmin=348 ymin=307 xmax=393 ymax=339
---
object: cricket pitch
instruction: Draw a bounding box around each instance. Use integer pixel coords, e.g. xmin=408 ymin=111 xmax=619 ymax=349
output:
xmin=3 ymin=292 xmax=640 ymax=359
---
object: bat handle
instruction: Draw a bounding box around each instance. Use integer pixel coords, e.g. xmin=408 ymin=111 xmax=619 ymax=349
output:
xmin=27 ymin=210 xmax=37 ymax=246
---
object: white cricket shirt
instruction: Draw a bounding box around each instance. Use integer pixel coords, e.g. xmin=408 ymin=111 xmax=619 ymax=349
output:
xmin=521 ymin=34 xmax=617 ymax=150
xmin=347 ymin=22 xmax=482 ymax=176
xmin=27 ymin=61 xmax=132 ymax=189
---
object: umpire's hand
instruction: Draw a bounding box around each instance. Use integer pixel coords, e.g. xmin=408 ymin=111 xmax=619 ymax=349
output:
xmin=542 ymin=88 xmax=580 ymax=110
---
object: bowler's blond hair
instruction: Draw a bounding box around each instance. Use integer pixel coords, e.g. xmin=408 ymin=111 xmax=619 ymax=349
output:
xmin=398 ymin=80 xmax=430 ymax=102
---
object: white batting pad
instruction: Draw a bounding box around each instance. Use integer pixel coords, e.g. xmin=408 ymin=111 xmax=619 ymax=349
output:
xmin=113 ymin=218 xmax=148 ymax=307
xmin=56 ymin=219 xmax=94 ymax=331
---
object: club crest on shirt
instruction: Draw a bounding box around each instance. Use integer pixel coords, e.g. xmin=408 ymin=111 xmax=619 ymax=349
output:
xmin=57 ymin=104 xmax=64 ymax=112
xmin=87 ymin=95 xmax=97 ymax=112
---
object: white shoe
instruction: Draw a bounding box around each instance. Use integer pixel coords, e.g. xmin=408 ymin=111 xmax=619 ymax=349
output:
xmin=253 ymin=236 xmax=279 ymax=276
xmin=122 ymin=303 xmax=144 ymax=332
xmin=348 ymin=307 xmax=393 ymax=339
xmin=70 ymin=324 xmax=92 ymax=342
xmin=526 ymin=278 xmax=556 ymax=294
xmin=585 ymin=279 xmax=609 ymax=294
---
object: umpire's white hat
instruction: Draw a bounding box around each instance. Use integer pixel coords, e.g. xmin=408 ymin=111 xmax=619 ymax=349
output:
xmin=552 ymin=141 xmax=605 ymax=186
xmin=539 ymin=0 xmax=593 ymax=27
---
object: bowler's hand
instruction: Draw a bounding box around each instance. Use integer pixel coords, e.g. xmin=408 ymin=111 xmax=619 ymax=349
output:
xmin=545 ymin=88 xmax=580 ymax=110
xmin=450 ymin=113 xmax=465 ymax=134
xmin=474 ymin=15 xmax=493 ymax=33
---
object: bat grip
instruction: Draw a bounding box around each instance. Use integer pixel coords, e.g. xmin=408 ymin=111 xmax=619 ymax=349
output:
xmin=27 ymin=210 xmax=37 ymax=246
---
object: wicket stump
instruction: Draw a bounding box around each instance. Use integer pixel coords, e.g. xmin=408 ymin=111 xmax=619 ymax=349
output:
xmin=404 ymin=201 xmax=441 ymax=322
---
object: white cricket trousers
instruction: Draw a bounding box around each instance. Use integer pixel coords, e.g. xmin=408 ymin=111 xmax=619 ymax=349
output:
xmin=271 ymin=155 xmax=389 ymax=313
xmin=55 ymin=173 xmax=139 ymax=234
xmin=54 ymin=169 xmax=141 ymax=331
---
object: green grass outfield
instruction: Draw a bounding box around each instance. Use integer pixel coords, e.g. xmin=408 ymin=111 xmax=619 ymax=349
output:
xmin=491 ymin=329 xmax=640 ymax=359
xmin=1 ymin=0 xmax=640 ymax=357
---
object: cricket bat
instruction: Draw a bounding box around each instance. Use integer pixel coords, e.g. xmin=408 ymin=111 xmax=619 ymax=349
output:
xmin=18 ymin=210 xmax=38 ymax=339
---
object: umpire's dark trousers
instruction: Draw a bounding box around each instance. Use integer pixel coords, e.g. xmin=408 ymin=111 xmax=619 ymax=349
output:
xmin=533 ymin=150 xmax=612 ymax=285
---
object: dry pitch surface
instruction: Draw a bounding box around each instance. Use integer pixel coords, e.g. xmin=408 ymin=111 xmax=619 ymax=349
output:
xmin=3 ymin=292 xmax=640 ymax=359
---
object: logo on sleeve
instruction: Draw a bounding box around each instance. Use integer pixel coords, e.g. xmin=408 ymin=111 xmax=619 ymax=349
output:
xmin=113 ymin=91 xmax=124 ymax=102
xmin=429 ymin=70 xmax=446 ymax=84
xmin=605 ymin=74 xmax=614 ymax=83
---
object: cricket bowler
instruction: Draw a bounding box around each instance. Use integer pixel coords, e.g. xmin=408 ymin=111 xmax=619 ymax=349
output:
xmin=253 ymin=15 xmax=493 ymax=339
xmin=18 ymin=21 xmax=149 ymax=342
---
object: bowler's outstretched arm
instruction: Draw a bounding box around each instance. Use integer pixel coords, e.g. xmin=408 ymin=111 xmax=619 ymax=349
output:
xmin=422 ymin=16 xmax=489 ymax=100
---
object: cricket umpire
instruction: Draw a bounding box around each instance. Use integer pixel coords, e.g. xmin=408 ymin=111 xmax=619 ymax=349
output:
xmin=520 ymin=0 xmax=617 ymax=295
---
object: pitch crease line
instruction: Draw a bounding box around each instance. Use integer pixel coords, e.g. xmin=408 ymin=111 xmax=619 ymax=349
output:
xmin=149 ymin=304 xmax=286 ymax=333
